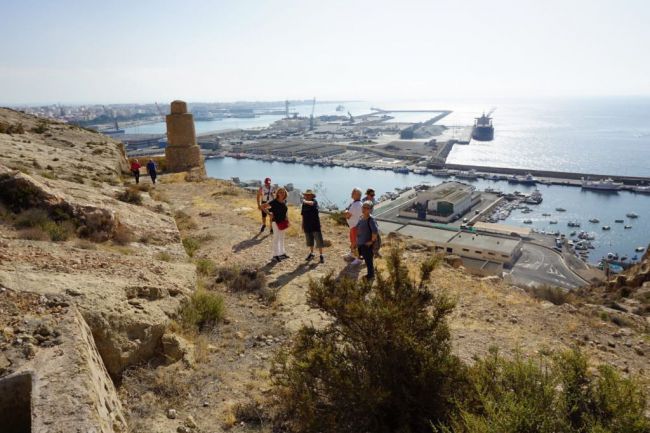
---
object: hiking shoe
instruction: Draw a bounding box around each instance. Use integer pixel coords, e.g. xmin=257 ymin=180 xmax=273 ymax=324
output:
xmin=319 ymin=255 xmax=325 ymax=264
xmin=351 ymin=258 xmax=363 ymax=266
xmin=280 ymin=254 xmax=289 ymax=259
xmin=305 ymin=253 xmax=314 ymax=261
xmin=272 ymin=256 xmax=282 ymax=263
xmin=260 ymin=224 xmax=266 ymax=233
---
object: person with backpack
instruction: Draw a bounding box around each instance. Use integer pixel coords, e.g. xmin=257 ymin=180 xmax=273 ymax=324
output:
xmin=261 ymin=187 xmax=289 ymax=262
xmin=344 ymin=188 xmax=363 ymax=266
xmin=257 ymin=177 xmax=276 ymax=234
xmin=356 ymin=200 xmax=379 ymax=280
xmin=301 ymin=189 xmax=325 ymax=264
xmin=146 ymin=159 xmax=157 ymax=184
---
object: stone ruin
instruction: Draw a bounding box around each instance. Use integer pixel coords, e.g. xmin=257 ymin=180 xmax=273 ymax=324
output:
xmin=164 ymin=100 xmax=206 ymax=175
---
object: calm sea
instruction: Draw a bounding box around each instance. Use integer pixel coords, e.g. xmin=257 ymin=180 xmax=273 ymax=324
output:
xmin=206 ymin=157 xmax=650 ymax=265
xmin=127 ymin=97 xmax=650 ymax=176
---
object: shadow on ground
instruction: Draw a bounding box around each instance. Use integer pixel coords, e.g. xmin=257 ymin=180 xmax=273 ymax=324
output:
xmin=232 ymin=233 xmax=269 ymax=253
xmin=268 ymin=262 xmax=319 ymax=289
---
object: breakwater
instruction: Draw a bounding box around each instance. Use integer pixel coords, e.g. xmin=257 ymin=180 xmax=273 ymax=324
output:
xmin=444 ymin=163 xmax=650 ymax=186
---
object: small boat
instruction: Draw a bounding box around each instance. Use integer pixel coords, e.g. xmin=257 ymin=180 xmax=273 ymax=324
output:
xmin=632 ymin=255 xmax=638 ymax=261
xmin=620 ymin=256 xmax=628 ymax=261
xmin=569 ymin=231 xmax=577 ymax=236
xmin=624 ymin=225 xmax=632 ymax=229
xmin=588 ymin=218 xmax=599 ymax=223
xmin=602 ymin=226 xmax=611 ymax=230
xmin=542 ymin=213 xmax=552 ymax=217
xmin=523 ymin=219 xmax=533 ymax=224
xmin=549 ymin=220 xmax=558 ymax=224
xmin=635 ymin=246 xmax=645 ymax=252
xmin=556 ymin=207 xmax=566 ymax=212
xmin=626 ymin=212 xmax=639 ymax=218
xmin=614 ymin=219 xmax=624 ymax=223
xmin=567 ymin=221 xmax=581 ymax=227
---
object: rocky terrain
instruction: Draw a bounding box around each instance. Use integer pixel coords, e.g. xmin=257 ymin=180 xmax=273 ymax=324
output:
xmin=0 ymin=107 xmax=648 ymax=432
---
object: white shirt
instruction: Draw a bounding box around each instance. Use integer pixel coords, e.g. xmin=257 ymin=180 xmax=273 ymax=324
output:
xmin=347 ymin=200 xmax=363 ymax=228
xmin=259 ymin=184 xmax=275 ymax=203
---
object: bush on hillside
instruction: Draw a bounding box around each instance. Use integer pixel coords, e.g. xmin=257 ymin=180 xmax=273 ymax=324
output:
xmin=328 ymin=210 xmax=348 ymax=226
xmin=179 ymin=289 xmax=225 ymax=330
xmin=444 ymin=348 xmax=649 ymax=433
xmin=271 ymin=247 xmax=467 ymax=433
xmin=116 ymin=187 xmax=143 ymax=205
xmin=215 ymin=265 xmax=267 ymax=293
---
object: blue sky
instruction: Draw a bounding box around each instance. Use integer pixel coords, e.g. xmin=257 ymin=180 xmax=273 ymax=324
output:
xmin=1 ymin=0 xmax=649 ymax=104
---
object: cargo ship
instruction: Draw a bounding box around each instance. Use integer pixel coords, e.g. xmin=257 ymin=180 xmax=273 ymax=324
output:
xmin=471 ymin=112 xmax=494 ymax=141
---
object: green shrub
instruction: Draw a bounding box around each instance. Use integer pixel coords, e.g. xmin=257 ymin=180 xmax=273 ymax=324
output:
xmin=182 ymin=237 xmax=200 ymax=257
xmin=446 ymin=348 xmax=650 ymax=433
xmin=116 ymin=187 xmax=143 ymax=205
xmin=42 ymin=220 xmax=74 ymax=242
xmin=30 ymin=121 xmax=48 ymax=134
xmin=271 ymin=247 xmax=467 ymax=433
xmin=215 ymin=265 xmax=266 ymax=293
xmin=179 ymin=289 xmax=225 ymax=330
xmin=14 ymin=208 xmax=50 ymax=229
xmin=195 ymin=258 xmax=216 ymax=276
xmin=328 ymin=210 xmax=348 ymax=226
xmin=155 ymin=251 xmax=172 ymax=262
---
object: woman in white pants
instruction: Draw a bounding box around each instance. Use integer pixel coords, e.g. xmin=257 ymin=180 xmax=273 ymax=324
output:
xmin=262 ymin=187 xmax=289 ymax=262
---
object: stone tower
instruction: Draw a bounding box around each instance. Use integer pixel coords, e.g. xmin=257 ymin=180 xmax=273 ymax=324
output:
xmin=164 ymin=100 xmax=204 ymax=173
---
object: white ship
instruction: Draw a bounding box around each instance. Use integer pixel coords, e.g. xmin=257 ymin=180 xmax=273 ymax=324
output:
xmin=581 ymin=177 xmax=623 ymax=191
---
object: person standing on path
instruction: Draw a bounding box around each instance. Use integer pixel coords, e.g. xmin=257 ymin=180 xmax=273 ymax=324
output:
xmin=344 ymin=188 xmax=363 ymax=266
xmin=362 ymin=188 xmax=377 ymax=206
xmin=356 ymin=200 xmax=379 ymax=280
xmin=130 ymin=159 xmax=141 ymax=184
xmin=262 ymin=187 xmax=289 ymax=263
xmin=301 ymin=189 xmax=325 ymax=264
xmin=257 ymin=177 xmax=276 ymax=234
xmin=146 ymin=159 xmax=157 ymax=184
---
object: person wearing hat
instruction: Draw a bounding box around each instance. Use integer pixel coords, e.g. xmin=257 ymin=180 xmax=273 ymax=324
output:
xmin=257 ymin=177 xmax=276 ymax=234
xmin=356 ymin=200 xmax=379 ymax=280
xmin=301 ymin=189 xmax=325 ymax=263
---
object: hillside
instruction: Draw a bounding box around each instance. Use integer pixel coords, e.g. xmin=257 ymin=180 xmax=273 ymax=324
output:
xmin=0 ymin=107 xmax=648 ymax=432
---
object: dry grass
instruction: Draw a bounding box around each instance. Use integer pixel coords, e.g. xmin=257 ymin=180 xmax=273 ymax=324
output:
xmin=174 ymin=210 xmax=198 ymax=231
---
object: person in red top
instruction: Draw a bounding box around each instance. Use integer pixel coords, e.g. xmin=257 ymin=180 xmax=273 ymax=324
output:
xmin=130 ymin=159 xmax=141 ymax=184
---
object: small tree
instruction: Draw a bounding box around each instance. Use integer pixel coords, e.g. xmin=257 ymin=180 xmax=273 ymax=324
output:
xmin=272 ymin=247 xmax=468 ymax=433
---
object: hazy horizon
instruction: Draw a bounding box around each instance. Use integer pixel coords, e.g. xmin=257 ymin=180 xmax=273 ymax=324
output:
xmin=2 ymin=0 xmax=649 ymax=105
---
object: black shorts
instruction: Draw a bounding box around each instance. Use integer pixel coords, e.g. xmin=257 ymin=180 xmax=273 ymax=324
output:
xmin=305 ymin=231 xmax=324 ymax=248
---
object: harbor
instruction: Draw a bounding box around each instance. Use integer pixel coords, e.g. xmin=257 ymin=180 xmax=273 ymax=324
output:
xmin=206 ymin=156 xmax=650 ymax=273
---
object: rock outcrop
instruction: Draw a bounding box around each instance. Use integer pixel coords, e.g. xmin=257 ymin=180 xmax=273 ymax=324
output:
xmin=0 ymin=108 xmax=196 ymax=377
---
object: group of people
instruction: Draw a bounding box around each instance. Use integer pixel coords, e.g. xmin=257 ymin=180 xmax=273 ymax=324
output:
xmin=256 ymin=178 xmax=379 ymax=280
xmin=130 ymin=159 xmax=158 ymax=184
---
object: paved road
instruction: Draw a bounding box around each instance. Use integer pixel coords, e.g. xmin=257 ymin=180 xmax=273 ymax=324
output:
xmin=507 ymin=243 xmax=586 ymax=290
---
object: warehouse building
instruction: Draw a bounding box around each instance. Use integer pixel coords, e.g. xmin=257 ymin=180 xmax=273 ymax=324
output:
xmin=399 ymin=181 xmax=480 ymax=223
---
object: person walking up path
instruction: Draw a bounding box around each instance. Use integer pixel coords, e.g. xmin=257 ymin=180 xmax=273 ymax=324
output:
xmin=262 ymin=187 xmax=289 ymax=262
xmin=130 ymin=159 xmax=141 ymax=184
xmin=257 ymin=177 xmax=276 ymax=234
xmin=301 ymin=189 xmax=325 ymax=264
xmin=356 ymin=200 xmax=379 ymax=280
xmin=146 ymin=159 xmax=157 ymax=184
xmin=344 ymin=188 xmax=363 ymax=266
